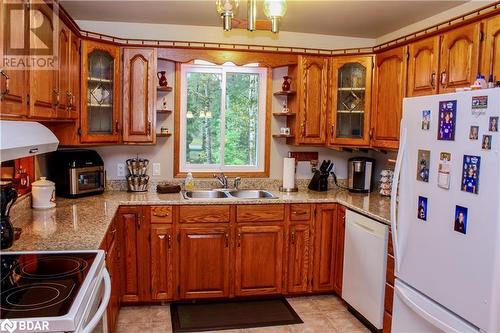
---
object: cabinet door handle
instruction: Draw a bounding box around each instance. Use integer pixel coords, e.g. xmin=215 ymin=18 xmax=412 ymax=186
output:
xmin=137 ymin=216 xmax=141 ymax=229
xmin=330 ymin=124 xmax=335 ymax=137
xmin=291 ymin=231 xmax=296 ymax=245
xmin=430 ymin=72 xmax=436 ymax=89
xmin=147 ymin=121 xmax=152 ymax=135
xmin=237 ymin=233 xmax=241 ymax=247
xmin=301 ymin=122 xmax=306 ymax=136
xmin=224 ymin=233 xmax=229 ymax=248
xmin=168 ymin=234 xmax=172 ymax=249
xmin=440 ymin=71 xmax=447 ymax=87
xmin=114 ymin=120 xmax=120 ymax=134
xmin=53 ymin=89 xmax=60 ymax=107
xmin=369 ymin=127 xmax=374 ymax=140
xmin=158 ymin=235 xmax=165 ymax=239
xmin=0 ymin=69 xmax=10 ymax=100
xmin=66 ymin=91 xmax=73 ymax=108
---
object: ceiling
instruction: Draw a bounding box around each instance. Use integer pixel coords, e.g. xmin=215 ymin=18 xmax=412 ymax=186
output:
xmin=60 ymin=0 xmax=471 ymax=38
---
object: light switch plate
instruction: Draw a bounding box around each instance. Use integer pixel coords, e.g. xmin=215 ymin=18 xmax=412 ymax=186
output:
xmin=117 ymin=163 xmax=125 ymax=177
xmin=153 ymin=163 xmax=161 ymax=176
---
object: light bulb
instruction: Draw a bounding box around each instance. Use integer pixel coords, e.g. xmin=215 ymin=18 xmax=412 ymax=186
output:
xmin=263 ymin=0 xmax=287 ymax=33
xmin=216 ymin=0 xmax=239 ymax=31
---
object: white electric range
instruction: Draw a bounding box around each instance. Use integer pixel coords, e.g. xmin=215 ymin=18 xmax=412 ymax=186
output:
xmin=0 ymin=250 xmax=110 ymax=333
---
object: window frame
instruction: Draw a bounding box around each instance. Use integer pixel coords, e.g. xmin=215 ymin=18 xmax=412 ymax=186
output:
xmin=177 ymin=63 xmax=269 ymax=177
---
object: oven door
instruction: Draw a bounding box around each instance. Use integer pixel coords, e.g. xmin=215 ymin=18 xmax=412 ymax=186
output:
xmin=70 ymin=167 xmax=105 ymax=195
xmin=76 ymin=268 xmax=111 ymax=333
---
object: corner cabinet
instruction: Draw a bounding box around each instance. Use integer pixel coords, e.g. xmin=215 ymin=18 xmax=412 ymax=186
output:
xmin=81 ymin=40 xmax=121 ymax=143
xmin=371 ymin=46 xmax=408 ymax=150
xmin=122 ymin=48 xmax=157 ymax=144
xmin=329 ymin=56 xmax=373 ymax=147
xmin=295 ymin=56 xmax=329 ymax=145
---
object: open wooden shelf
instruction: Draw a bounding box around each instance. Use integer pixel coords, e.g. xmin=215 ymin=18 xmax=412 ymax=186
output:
xmin=157 ymin=86 xmax=173 ymax=92
xmin=273 ymin=90 xmax=296 ymax=96
xmin=157 ymin=109 xmax=173 ymax=114
xmin=156 ymin=133 xmax=172 ymax=137
xmin=273 ymin=112 xmax=296 ymax=117
xmin=272 ymin=134 xmax=295 ymax=138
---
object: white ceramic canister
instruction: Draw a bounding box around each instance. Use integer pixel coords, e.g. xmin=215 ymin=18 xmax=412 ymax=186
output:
xmin=32 ymin=177 xmax=56 ymax=209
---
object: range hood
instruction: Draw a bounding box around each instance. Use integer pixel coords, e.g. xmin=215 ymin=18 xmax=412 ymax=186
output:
xmin=0 ymin=120 xmax=59 ymax=162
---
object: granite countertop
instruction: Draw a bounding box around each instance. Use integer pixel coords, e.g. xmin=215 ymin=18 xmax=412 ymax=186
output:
xmin=7 ymin=189 xmax=391 ymax=252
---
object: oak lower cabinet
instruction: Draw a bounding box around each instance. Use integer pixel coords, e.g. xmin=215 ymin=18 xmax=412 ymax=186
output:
xmin=178 ymin=226 xmax=231 ymax=299
xmin=150 ymin=224 xmax=174 ymax=300
xmin=235 ymin=225 xmax=284 ymax=296
xmin=439 ymin=22 xmax=481 ymax=93
xmin=287 ymin=223 xmax=311 ymax=293
xmin=371 ymin=46 xmax=408 ymax=150
xmin=313 ymin=204 xmax=345 ymax=294
xmin=117 ymin=206 xmax=150 ymax=303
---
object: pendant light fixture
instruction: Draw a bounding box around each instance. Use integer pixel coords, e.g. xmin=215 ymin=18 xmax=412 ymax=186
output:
xmin=263 ymin=0 xmax=287 ymax=33
xmin=216 ymin=0 xmax=240 ymax=31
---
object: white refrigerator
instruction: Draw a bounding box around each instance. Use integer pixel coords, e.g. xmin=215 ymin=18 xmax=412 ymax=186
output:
xmin=391 ymin=89 xmax=500 ymax=333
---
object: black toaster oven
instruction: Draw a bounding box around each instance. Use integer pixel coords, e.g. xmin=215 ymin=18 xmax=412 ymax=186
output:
xmin=48 ymin=149 xmax=105 ymax=198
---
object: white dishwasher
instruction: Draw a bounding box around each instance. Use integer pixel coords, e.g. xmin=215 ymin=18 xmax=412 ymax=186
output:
xmin=342 ymin=209 xmax=388 ymax=330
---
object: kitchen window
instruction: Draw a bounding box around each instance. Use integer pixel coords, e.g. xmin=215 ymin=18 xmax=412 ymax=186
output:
xmin=179 ymin=62 xmax=268 ymax=174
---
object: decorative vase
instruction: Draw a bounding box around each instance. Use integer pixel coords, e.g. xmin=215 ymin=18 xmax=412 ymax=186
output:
xmin=157 ymin=71 xmax=168 ymax=87
xmin=282 ymin=76 xmax=291 ymax=91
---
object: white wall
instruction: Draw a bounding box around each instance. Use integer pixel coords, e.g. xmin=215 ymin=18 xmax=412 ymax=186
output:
xmin=76 ymin=20 xmax=376 ymax=51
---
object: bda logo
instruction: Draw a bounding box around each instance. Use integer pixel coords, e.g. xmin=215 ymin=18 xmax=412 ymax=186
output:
xmin=0 ymin=319 xmax=17 ymax=333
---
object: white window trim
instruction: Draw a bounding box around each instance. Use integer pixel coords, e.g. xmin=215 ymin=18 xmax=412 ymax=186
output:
xmin=179 ymin=63 xmax=268 ymax=174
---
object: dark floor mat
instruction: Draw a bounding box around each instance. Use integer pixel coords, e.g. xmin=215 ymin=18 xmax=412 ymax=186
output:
xmin=170 ymin=297 xmax=303 ymax=332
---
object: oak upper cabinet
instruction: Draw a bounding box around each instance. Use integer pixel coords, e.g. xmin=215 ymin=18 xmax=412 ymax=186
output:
xmin=313 ymin=204 xmax=338 ymax=292
xmin=55 ymin=22 xmax=71 ymax=118
xmin=150 ymin=224 xmax=173 ymax=301
xmin=482 ymin=15 xmax=500 ymax=82
xmin=28 ymin=1 xmax=57 ymax=119
xmin=296 ymin=56 xmax=329 ymax=145
xmin=371 ymin=46 xmax=408 ymax=150
xmin=122 ymin=48 xmax=157 ymax=143
xmin=439 ymin=22 xmax=481 ymax=93
xmin=118 ymin=206 xmax=150 ymax=302
xmin=407 ymin=36 xmax=440 ymax=96
xmin=329 ymin=56 xmax=373 ymax=147
xmin=333 ymin=205 xmax=346 ymax=296
xmin=81 ymin=40 xmax=121 ymax=143
xmin=178 ymin=226 xmax=230 ymax=299
xmin=287 ymin=223 xmax=311 ymax=293
xmin=235 ymin=225 xmax=284 ymax=296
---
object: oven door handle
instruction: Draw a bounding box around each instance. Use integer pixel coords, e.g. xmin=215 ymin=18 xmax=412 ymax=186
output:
xmin=79 ymin=268 xmax=111 ymax=333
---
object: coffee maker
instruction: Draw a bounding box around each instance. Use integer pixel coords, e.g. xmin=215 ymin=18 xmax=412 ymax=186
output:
xmin=347 ymin=157 xmax=375 ymax=193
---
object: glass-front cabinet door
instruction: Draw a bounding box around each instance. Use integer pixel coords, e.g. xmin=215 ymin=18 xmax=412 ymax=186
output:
xmin=81 ymin=41 xmax=121 ymax=143
xmin=329 ymin=56 xmax=373 ymax=146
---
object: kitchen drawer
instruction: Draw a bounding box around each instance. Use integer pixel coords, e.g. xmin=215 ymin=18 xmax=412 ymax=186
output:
xmin=289 ymin=204 xmax=311 ymax=221
xmin=150 ymin=206 xmax=173 ymax=224
xmin=236 ymin=204 xmax=285 ymax=223
xmin=179 ymin=205 xmax=230 ymax=223
xmin=384 ymin=282 xmax=394 ymax=313
xmin=388 ymin=229 xmax=393 ymax=256
xmin=383 ymin=311 xmax=392 ymax=333
xmin=386 ymin=254 xmax=395 ymax=285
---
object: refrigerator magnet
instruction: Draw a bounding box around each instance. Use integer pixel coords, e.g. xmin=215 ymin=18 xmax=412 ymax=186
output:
xmin=469 ymin=126 xmax=479 ymax=140
xmin=416 ymin=150 xmax=431 ymax=182
xmin=472 ymin=96 xmax=488 ymax=117
xmin=461 ymin=155 xmax=481 ymax=194
xmin=482 ymin=135 xmax=492 ymax=150
xmin=437 ymin=100 xmax=457 ymax=141
xmin=421 ymin=110 xmax=431 ymax=130
xmin=489 ymin=117 xmax=498 ymax=132
xmin=437 ymin=152 xmax=451 ymax=189
xmin=417 ymin=196 xmax=428 ymax=221
xmin=454 ymin=205 xmax=468 ymax=235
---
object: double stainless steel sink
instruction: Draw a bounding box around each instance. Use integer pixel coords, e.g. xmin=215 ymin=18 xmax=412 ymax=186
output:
xmin=182 ymin=189 xmax=278 ymax=200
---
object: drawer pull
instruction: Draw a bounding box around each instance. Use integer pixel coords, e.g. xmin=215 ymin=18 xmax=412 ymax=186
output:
xmin=153 ymin=211 xmax=169 ymax=217
xmin=291 ymin=231 xmax=296 ymax=245
xmin=168 ymin=234 xmax=172 ymax=249
xmin=237 ymin=233 xmax=241 ymax=247
xmin=224 ymin=233 xmax=229 ymax=248
xmin=292 ymin=211 xmax=307 ymax=215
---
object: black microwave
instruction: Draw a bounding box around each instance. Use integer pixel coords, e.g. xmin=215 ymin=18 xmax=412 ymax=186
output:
xmin=48 ymin=149 xmax=105 ymax=198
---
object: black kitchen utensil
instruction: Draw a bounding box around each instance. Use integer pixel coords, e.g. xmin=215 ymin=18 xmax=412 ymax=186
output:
xmin=1 ymin=185 xmax=17 ymax=249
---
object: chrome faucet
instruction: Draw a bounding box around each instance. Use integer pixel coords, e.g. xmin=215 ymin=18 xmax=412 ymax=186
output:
xmin=213 ymin=173 xmax=228 ymax=189
xmin=233 ymin=177 xmax=242 ymax=190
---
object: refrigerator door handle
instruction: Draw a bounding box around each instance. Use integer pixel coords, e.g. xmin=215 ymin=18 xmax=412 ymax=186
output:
xmin=391 ymin=125 xmax=407 ymax=273
xmin=396 ymin=284 xmax=467 ymax=333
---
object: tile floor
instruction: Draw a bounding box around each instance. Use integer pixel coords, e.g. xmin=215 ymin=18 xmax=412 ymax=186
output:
xmin=115 ymin=295 xmax=370 ymax=333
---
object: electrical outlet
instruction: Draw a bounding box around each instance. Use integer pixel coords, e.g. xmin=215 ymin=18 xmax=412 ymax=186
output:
xmin=153 ymin=163 xmax=161 ymax=176
xmin=117 ymin=163 xmax=125 ymax=177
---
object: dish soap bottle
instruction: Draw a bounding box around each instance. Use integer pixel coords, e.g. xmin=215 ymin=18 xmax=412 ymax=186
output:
xmin=185 ymin=172 xmax=194 ymax=191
